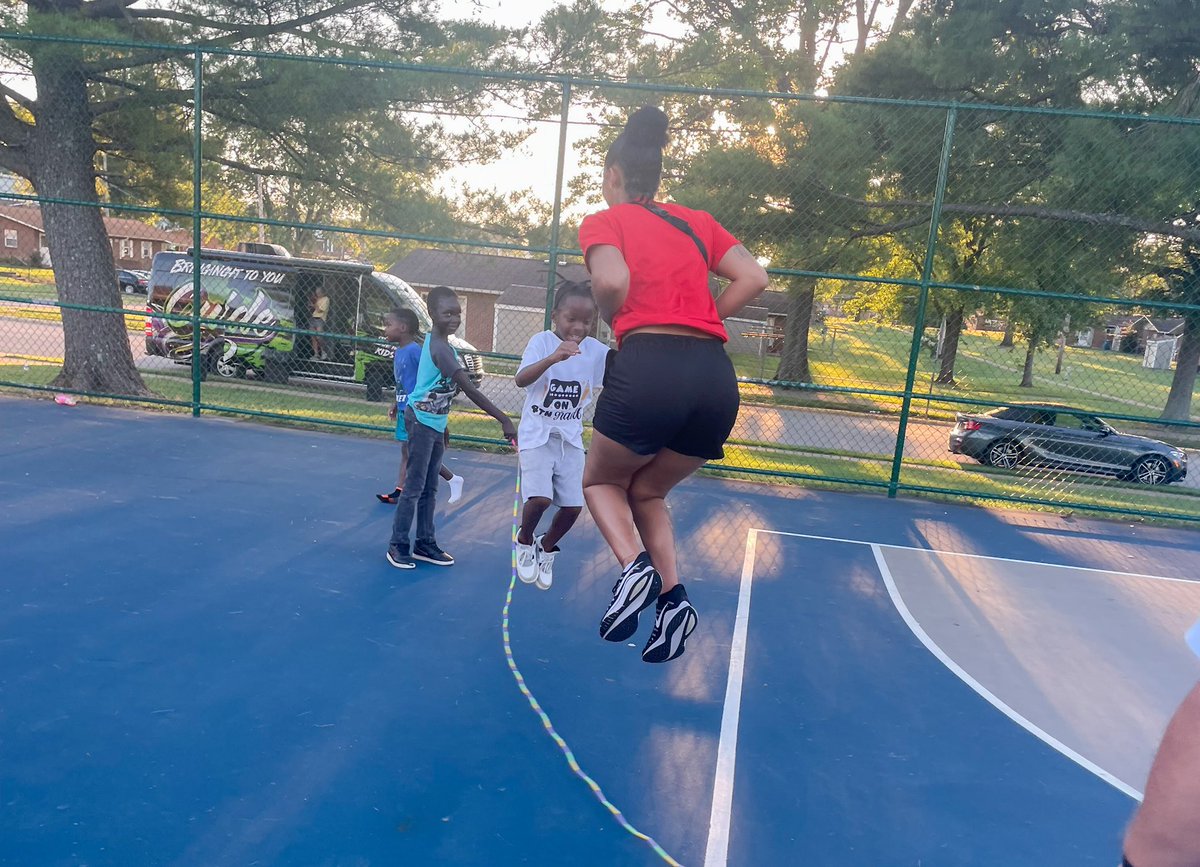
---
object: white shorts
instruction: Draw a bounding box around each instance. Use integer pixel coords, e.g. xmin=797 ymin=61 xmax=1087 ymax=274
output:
xmin=519 ymin=434 xmax=585 ymax=507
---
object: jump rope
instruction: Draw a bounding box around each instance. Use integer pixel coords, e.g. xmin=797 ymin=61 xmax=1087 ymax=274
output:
xmin=502 ymin=464 xmax=683 ymax=866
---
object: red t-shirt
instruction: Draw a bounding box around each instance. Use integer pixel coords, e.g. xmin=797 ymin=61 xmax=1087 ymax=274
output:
xmin=578 ymin=201 xmax=740 ymax=346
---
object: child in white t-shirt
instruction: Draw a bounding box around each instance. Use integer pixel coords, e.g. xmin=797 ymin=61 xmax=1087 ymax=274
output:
xmin=514 ymin=281 xmax=609 ymax=590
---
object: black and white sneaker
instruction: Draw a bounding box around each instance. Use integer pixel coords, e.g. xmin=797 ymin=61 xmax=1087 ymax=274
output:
xmin=642 ymin=585 xmax=698 ymax=664
xmin=386 ymin=545 xmax=416 ymax=570
xmin=599 ymin=552 xmax=662 ymax=642
xmin=413 ymin=543 xmax=455 ymax=566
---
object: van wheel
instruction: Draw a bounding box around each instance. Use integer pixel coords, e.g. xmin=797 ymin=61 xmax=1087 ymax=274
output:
xmin=364 ymin=364 xmax=388 ymax=402
xmin=206 ymin=342 xmax=241 ymax=379
xmin=262 ymin=352 xmax=290 ymax=385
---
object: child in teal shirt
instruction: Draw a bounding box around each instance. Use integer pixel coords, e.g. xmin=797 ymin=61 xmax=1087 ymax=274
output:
xmin=386 ymin=287 xmax=516 ymax=569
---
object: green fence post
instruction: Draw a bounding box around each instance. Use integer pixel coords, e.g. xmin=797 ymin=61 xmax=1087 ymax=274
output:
xmin=888 ymin=106 xmax=957 ymax=498
xmin=544 ymin=79 xmax=572 ymax=329
xmin=191 ymin=49 xmax=203 ymax=417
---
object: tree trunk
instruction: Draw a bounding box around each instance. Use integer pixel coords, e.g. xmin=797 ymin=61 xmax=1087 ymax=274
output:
xmin=1019 ymin=332 xmax=1038 ymax=388
xmin=30 ymin=48 xmax=149 ymax=397
xmin=936 ymin=304 xmax=964 ymax=385
xmin=1162 ymin=311 xmax=1200 ymax=420
xmin=774 ymin=280 xmax=815 ymax=383
xmin=1000 ymin=318 xmax=1015 ymax=347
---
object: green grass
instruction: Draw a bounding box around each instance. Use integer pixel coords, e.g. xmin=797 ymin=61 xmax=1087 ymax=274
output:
xmin=730 ymin=319 xmax=1198 ymax=424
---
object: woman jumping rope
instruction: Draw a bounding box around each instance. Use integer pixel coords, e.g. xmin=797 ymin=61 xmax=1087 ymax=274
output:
xmin=580 ymin=106 xmax=769 ymax=663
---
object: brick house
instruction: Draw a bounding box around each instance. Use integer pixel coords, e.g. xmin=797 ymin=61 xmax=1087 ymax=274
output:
xmin=0 ymin=203 xmax=185 ymax=269
xmin=1078 ymin=315 xmax=1185 ymax=352
xmin=389 ymin=247 xmax=793 ymax=357
xmin=389 ymin=248 xmax=591 ymax=353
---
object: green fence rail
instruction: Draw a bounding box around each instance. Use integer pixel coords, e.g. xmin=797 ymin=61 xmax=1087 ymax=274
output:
xmin=3 ymin=33 xmax=1200 ymax=523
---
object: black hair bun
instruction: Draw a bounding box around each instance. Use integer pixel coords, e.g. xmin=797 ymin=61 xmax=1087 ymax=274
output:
xmin=624 ymin=106 xmax=669 ymax=149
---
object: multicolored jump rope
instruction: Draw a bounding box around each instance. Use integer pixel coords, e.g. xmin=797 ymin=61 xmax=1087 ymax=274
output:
xmin=502 ymin=468 xmax=683 ymax=866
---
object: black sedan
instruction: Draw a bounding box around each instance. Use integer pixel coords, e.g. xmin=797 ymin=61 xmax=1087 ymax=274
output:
xmin=118 ymin=269 xmax=149 ymax=293
xmin=949 ymin=404 xmax=1187 ymax=485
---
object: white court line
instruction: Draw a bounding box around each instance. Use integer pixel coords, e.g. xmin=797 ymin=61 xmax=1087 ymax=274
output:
xmin=704 ymin=528 xmax=758 ymax=867
xmin=702 ymin=528 xmax=1153 ymax=867
xmin=754 ymin=529 xmax=1197 ymax=585
xmin=869 ymin=543 xmax=1144 ymax=802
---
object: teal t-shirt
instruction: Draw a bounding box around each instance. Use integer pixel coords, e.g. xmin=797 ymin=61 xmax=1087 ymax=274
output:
xmin=409 ymin=334 xmax=463 ymax=432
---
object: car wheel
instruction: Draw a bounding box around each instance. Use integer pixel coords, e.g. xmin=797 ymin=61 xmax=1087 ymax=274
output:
xmin=1132 ymin=455 xmax=1171 ymax=486
xmin=985 ymin=439 xmax=1022 ymax=470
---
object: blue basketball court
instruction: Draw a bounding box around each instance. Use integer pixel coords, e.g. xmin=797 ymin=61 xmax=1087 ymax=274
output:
xmin=2 ymin=395 xmax=1198 ymax=866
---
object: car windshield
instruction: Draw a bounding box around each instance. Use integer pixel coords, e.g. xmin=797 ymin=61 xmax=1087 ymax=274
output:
xmin=1087 ymin=417 xmax=1117 ymax=434
xmin=373 ymin=272 xmax=432 ymax=331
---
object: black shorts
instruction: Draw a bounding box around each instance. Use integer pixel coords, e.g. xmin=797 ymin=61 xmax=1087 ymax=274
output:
xmin=593 ymin=333 xmax=739 ymax=461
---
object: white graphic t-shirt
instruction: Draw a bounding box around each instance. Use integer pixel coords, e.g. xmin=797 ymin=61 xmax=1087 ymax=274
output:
xmin=517 ymin=331 xmax=609 ymax=452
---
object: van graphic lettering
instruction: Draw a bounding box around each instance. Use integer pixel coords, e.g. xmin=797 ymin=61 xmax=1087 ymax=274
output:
xmin=169 ymin=258 xmax=286 ymax=284
xmin=164 ymin=284 xmax=280 ymax=340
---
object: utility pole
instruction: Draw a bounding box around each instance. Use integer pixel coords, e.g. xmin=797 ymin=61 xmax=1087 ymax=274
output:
xmin=1055 ymin=313 xmax=1071 ymax=375
xmin=100 ymin=152 xmax=110 ymax=215
xmin=256 ymin=175 xmax=266 ymax=244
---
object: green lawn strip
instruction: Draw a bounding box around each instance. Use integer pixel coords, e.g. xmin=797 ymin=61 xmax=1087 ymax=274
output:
xmin=730 ymin=318 xmax=1197 ymax=423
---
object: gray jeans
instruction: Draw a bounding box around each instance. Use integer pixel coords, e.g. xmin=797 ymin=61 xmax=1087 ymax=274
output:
xmin=389 ymin=407 xmax=445 ymax=553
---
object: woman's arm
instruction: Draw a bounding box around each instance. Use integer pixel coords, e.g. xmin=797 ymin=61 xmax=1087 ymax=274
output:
xmin=713 ymin=244 xmax=769 ymax=321
xmin=585 ymin=245 xmax=630 ymax=325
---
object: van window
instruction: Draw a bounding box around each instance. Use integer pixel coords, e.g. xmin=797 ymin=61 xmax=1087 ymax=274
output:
xmin=373 ymin=272 xmax=432 ymax=331
xmin=358 ymin=277 xmax=396 ymax=339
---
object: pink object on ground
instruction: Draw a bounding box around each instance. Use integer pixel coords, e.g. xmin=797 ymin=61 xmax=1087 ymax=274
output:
xmin=53 ymin=394 xmax=77 ymax=407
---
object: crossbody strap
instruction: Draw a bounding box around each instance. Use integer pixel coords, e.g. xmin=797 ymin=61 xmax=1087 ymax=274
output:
xmin=635 ymin=201 xmax=708 ymax=263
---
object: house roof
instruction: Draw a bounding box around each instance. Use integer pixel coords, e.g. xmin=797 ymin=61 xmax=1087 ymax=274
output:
xmin=1104 ymin=314 xmax=1185 ymax=334
xmin=0 ymin=203 xmax=184 ymax=242
xmin=390 ymin=248 xmax=588 ymax=295
xmin=104 ymin=216 xmax=182 ymax=242
xmin=0 ymin=204 xmax=43 ymax=231
xmin=498 ymin=283 xmax=560 ymax=309
xmin=1104 ymin=315 xmax=1150 ymax=329
xmin=1149 ymin=317 xmax=1184 ymax=334
xmin=394 ymin=247 xmax=792 ymax=318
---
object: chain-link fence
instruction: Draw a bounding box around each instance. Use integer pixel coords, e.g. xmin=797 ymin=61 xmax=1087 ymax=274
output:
xmin=2 ymin=33 xmax=1199 ymax=524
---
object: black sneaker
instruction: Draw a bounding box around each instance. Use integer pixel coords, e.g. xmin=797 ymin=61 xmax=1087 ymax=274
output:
xmin=386 ymin=545 xmax=415 ymax=570
xmin=413 ymin=543 xmax=454 ymax=566
xmin=642 ymin=585 xmax=698 ymax=663
xmin=599 ymin=552 xmax=662 ymax=642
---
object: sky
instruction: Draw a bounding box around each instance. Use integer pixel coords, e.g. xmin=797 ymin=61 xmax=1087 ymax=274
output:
xmin=434 ymin=0 xmax=622 ymax=215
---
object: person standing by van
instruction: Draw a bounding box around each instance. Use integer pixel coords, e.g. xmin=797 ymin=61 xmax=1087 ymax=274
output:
xmin=579 ymin=106 xmax=768 ymax=663
xmin=310 ymin=285 xmax=330 ymax=361
xmin=386 ymin=286 xmax=517 ymax=569
xmin=376 ymin=307 xmax=465 ymax=506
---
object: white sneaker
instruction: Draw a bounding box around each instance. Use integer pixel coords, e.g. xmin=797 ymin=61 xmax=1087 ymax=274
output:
xmin=516 ymin=536 xmax=538 ymax=584
xmin=447 ymin=473 xmax=464 ymax=505
xmin=535 ymin=536 xmax=556 ymax=591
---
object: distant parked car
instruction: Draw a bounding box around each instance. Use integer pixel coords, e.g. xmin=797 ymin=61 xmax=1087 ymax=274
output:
xmin=118 ymin=269 xmax=149 ymax=294
xmin=949 ymin=404 xmax=1187 ymax=485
